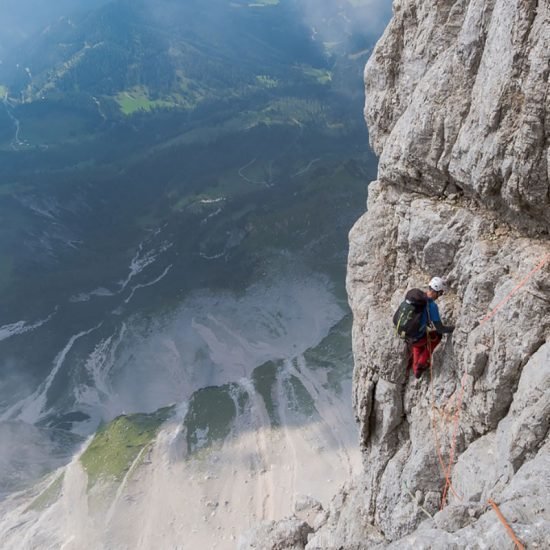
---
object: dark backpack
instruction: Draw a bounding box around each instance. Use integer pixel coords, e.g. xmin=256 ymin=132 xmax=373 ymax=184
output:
xmin=393 ymin=289 xmax=428 ymax=341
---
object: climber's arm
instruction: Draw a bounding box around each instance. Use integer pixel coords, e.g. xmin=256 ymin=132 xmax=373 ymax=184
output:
xmin=433 ymin=320 xmax=454 ymax=334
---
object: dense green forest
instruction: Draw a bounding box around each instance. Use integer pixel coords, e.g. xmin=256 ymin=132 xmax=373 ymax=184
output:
xmin=0 ymin=0 xmax=382 ymax=388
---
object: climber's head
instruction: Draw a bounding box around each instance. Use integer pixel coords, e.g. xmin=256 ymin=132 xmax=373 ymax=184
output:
xmin=427 ymin=276 xmax=446 ymax=299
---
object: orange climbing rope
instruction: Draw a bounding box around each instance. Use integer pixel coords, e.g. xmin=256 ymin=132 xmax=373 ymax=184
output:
xmin=440 ymin=370 xmax=466 ymax=508
xmin=427 ymin=252 xmax=550 ymax=515
xmin=428 ymin=334 xmax=462 ymax=502
xmin=488 ymin=499 xmax=525 ymax=550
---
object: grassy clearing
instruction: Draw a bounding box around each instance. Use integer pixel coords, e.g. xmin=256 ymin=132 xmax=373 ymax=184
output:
xmin=80 ymin=406 xmax=173 ymax=487
xmin=284 ymin=375 xmax=318 ymax=418
xmin=303 ymin=314 xmax=354 ymax=394
xmin=171 ymin=192 xmax=228 ymax=214
xmin=116 ymin=87 xmax=178 ymax=115
xmin=159 ymin=110 xmax=260 ymax=148
xmin=260 ymin=97 xmax=325 ymax=125
xmin=26 ymin=474 xmax=64 ymax=512
xmin=298 ymin=66 xmax=332 ymax=85
xmin=154 ymin=94 xmax=327 ymax=152
xmin=184 ymin=385 xmax=238 ymax=454
xmin=252 ymin=361 xmax=281 ymax=426
xmin=167 ymin=162 xmax=260 ymax=214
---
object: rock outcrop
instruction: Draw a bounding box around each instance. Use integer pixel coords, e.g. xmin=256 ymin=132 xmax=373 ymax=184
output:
xmin=364 ymin=0 xmax=550 ymax=235
xmin=239 ymin=518 xmax=313 ymax=550
xmin=241 ymin=1 xmax=549 ymax=547
xmin=307 ymin=0 xmax=550 ymax=548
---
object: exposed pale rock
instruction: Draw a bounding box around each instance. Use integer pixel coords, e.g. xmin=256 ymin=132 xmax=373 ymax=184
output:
xmin=318 ymin=176 xmax=549 ymax=546
xmin=238 ymin=518 xmax=312 ymax=550
xmin=450 ymin=431 xmax=498 ymax=502
xmin=432 ymin=503 xmax=481 ymax=532
xmin=305 ymin=482 xmax=385 ymax=549
xmin=305 ymin=0 xmax=550 ymax=548
xmin=365 ymin=0 xmax=550 ymax=233
xmin=384 ymin=439 xmax=550 ymax=548
xmin=293 ymin=495 xmax=328 ymax=531
xmin=248 ymin=1 xmax=549 ymax=547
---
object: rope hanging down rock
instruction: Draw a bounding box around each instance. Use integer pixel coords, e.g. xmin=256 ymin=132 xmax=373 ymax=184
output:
xmin=488 ymin=499 xmax=525 ymax=550
xmin=427 ymin=252 xmax=549 ymax=548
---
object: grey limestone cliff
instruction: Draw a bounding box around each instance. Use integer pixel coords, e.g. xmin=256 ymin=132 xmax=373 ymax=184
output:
xmin=242 ymin=1 xmax=549 ymax=548
xmin=307 ymin=0 xmax=550 ymax=548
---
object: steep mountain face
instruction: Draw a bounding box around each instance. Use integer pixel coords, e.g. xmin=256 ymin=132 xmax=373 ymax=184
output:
xmin=364 ymin=0 xmax=549 ymax=234
xmin=296 ymin=0 xmax=550 ymax=548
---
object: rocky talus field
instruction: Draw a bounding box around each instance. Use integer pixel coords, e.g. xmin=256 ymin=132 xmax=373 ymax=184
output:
xmin=243 ymin=0 xmax=550 ymax=548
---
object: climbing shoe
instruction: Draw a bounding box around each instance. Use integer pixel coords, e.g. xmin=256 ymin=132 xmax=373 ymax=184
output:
xmin=414 ymin=364 xmax=428 ymax=379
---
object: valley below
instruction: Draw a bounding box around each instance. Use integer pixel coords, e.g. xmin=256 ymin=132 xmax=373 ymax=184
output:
xmin=0 ymin=1 xmax=386 ymax=547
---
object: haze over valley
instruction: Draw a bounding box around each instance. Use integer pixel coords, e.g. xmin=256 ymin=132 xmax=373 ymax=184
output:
xmin=0 ymin=1 xmax=390 ymax=547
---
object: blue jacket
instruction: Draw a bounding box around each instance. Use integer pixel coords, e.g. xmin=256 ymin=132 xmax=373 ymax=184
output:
xmin=413 ymin=299 xmax=441 ymax=341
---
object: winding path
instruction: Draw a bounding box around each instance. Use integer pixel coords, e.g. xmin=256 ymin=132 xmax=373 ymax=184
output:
xmin=2 ymin=98 xmax=23 ymax=149
xmin=290 ymin=158 xmax=321 ymax=179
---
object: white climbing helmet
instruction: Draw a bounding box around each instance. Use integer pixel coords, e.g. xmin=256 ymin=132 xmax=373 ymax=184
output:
xmin=429 ymin=276 xmax=447 ymax=293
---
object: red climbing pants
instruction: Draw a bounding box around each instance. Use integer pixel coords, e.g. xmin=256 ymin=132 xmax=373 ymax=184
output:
xmin=411 ymin=332 xmax=442 ymax=377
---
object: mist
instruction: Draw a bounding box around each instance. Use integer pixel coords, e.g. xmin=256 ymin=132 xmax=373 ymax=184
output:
xmin=0 ymin=0 xmax=393 ymax=59
xmin=298 ymin=0 xmax=393 ymax=50
xmin=0 ymin=420 xmax=82 ymax=499
xmin=0 ymin=0 xmax=109 ymax=56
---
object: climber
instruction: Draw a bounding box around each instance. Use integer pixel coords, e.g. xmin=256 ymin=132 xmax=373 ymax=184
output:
xmin=408 ymin=277 xmax=454 ymax=378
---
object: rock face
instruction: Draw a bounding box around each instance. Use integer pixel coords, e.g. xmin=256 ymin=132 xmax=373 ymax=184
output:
xmin=307 ymin=0 xmax=550 ymax=548
xmin=241 ymin=1 xmax=549 ymax=547
xmin=365 ymin=0 xmax=550 ymax=235
xmin=239 ymin=518 xmax=313 ymax=550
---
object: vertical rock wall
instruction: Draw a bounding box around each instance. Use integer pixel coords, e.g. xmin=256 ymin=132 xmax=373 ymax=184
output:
xmin=308 ymin=0 xmax=550 ymax=548
xmin=365 ymin=0 xmax=549 ymax=233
